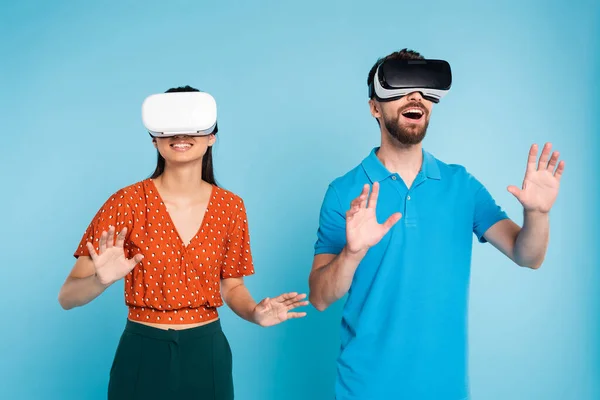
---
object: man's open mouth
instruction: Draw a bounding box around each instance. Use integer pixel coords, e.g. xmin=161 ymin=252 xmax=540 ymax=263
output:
xmin=401 ymin=108 xmax=424 ymax=120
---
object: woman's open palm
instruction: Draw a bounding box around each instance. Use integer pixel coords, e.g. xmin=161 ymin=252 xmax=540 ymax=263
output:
xmin=86 ymin=226 xmax=144 ymax=286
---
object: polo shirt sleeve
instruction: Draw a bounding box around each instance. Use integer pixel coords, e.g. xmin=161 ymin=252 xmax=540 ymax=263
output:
xmin=314 ymin=184 xmax=347 ymax=255
xmin=471 ymin=176 xmax=509 ymax=243
xmin=221 ymin=198 xmax=255 ymax=279
xmin=73 ymin=189 xmax=135 ymax=258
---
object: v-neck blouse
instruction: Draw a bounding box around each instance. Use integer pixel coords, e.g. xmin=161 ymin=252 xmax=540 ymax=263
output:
xmin=73 ymin=179 xmax=255 ymax=324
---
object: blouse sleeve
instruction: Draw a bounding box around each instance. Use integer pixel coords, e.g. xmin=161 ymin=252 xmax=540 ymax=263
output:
xmin=73 ymin=189 xmax=135 ymax=258
xmin=221 ymin=198 xmax=255 ymax=279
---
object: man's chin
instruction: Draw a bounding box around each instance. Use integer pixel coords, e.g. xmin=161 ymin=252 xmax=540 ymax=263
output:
xmin=388 ymin=130 xmax=427 ymax=146
xmin=383 ymin=117 xmax=429 ymax=146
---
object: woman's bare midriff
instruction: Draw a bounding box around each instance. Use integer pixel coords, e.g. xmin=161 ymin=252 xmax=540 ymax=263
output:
xmin=131 ymin=316 xmax=220 ymax=330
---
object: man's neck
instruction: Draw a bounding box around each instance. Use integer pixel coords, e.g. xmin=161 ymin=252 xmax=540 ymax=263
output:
xmin=376 ymin=140 xmax=423 ymax=189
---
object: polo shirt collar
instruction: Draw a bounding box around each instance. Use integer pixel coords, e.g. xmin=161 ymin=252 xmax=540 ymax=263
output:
xmin=361 ymin=147 xmax=441 ymax=183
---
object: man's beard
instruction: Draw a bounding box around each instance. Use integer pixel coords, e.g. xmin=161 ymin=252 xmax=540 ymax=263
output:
xmin=383 ymin=104 xmax=430 ymax=146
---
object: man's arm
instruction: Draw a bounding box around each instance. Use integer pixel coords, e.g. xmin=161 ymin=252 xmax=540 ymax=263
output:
xmin=483 ymin=211 xmax=549 ymax=269
xmin=481 ymin=143 xmax=563 ymax=270
xmin=308 ymin=248 xmax=366 ymax=311
xmin=308 ymin=182 xmax=401 ymax=311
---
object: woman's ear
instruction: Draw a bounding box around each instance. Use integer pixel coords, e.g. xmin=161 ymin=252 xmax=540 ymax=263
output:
xmin=208 ymin=134 xmax=216 ymax=147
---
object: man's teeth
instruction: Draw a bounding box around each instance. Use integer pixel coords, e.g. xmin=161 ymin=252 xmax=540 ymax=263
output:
xmin=402 ymin=108 xmax=423 ymax=115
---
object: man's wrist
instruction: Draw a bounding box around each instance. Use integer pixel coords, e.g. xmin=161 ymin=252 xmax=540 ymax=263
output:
xmin=524 ymin=209 xmax=550 ymax=219
xmin=342 ymin=246 xmax=367 ymax=265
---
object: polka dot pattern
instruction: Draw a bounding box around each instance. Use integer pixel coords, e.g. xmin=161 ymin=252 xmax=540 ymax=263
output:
xmin=74 ymin=179 xmax=255 ymax=324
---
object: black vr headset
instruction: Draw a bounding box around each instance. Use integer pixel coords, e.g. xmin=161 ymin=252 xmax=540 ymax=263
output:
xmin=368 ymin=59 xmax=452 ymax=103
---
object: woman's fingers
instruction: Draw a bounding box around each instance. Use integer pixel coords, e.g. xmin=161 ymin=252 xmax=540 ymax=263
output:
xmin=86 ymin=242 xmax=99 ymax=262
xmin=128 ymin=253 xmax=145 ymax=269
xmin=106 ymin=226 xmax=116 ymax=248
xmin=285 ymin=312 xmax=307 ymax=319
xmin=115 ymin=227 xmax=128 ymax=248
xmin=98 ymin=231 xmax=108 ymax=254
xmin=283 ymin=293 xmax=307 ymax=307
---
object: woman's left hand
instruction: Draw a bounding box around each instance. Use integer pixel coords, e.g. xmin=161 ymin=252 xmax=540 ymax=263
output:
xmin=252 ymin=292 xmax=309 ymax=327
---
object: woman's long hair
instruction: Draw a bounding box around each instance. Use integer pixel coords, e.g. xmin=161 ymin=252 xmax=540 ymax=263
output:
xmin=149 ymin=85 xmax=217 ymax=186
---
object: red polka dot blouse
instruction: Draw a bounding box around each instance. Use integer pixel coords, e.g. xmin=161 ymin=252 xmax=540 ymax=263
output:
xmin=74 ymin=179 xmax=255 ymax=324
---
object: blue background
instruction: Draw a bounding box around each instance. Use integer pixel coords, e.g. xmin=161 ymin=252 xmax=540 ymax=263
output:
xmin=1 ymin=1 xmax=598 ymax=399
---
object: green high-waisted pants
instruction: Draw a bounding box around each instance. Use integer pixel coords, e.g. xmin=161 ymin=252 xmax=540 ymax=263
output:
xmin=108 ymin=319 xmax=234 ymax=400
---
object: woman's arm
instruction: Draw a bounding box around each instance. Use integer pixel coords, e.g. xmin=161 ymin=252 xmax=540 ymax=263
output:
xmin=221 ymin=277 xmax=308 ymax=327
xmin=58 ymin=226 xmax=143 ymax=309
xmin=58 ymin=256 xmax=110 ymax=310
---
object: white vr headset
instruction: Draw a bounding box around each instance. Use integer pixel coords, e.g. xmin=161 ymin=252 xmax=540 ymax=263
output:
xmin=142 ymin=91 xmax=218 ymax=137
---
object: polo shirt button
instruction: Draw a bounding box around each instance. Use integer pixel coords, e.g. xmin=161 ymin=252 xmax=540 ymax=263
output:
xmin=407 ymin=195 xmax=411 ymax=200
xmin=392 ymin=176 xmax=397 ymax=180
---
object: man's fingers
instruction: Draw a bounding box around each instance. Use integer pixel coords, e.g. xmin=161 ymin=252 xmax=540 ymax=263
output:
xmin=554 ymin=160 xmax=565 ymax=180
xmin=354 ymin=184 xmax=369 ymax=201
xmin=350 ymin=195 xmax=365 ymax=211
xmin=361 ymin=184 xmax=369 ymax=196
xmin=526 ymin=144 xmax=538 ymax=172
xmin=351 ymin=185 xmax=369 ymax=208
xmin=507 ymin=185 xmax=522 ymax=199
xmin=537 ymin=142 xmax=552 ymax=170
xmin=359 ymin=185 xmax=369 ymax=208
xmin=382 ymin=212 xmax=402 ymax=231
xmin=358 ymin=193 xmax=368 ymax=209
xmin=346 ymin=208 xmax=359 ymax=220
xmin=347 ymin=185 xmax=372 ymax=214
xmin=547 ymin=151 xmax=559 ymax=171
xmin=367 ymin=182 xmax=380 ymax=209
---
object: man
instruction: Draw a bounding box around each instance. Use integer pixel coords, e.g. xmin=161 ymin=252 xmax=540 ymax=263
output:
xmin=308 ymin=49 xmax=564 ymax=400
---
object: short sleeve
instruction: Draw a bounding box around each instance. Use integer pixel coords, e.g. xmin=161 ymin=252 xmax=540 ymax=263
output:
xmin=314 ymin=184 xmax=347 ymax=255
xmin=472 ymin=177 xmax=509 ymax=243
xmin=221 ymin=199 xmax=255 ymax=279
xmin=73 ymin=189 xmax=134 ymax=258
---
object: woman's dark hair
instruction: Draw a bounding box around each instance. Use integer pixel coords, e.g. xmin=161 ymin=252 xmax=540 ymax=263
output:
xmin=149 ymin=85 xmax=217 ymax=186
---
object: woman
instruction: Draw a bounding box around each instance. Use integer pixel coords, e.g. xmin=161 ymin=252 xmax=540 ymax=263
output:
xmin=58 ymin=85 xmax=308 ymax=399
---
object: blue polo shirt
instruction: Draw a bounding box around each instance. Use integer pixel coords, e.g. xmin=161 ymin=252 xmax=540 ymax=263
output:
xmin=314 ymin=147 xmax=508 ymax=400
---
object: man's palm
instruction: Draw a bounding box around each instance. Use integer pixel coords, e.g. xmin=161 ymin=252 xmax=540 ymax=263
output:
xmin=346 ymin=182 xmax=402 ymax=254
xmin=508 ymin=143 xmax=565 ymax=213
